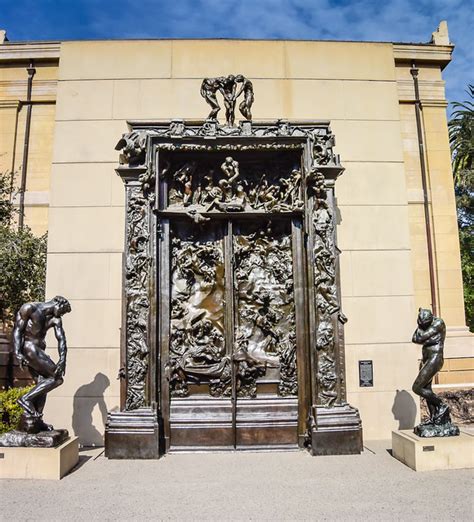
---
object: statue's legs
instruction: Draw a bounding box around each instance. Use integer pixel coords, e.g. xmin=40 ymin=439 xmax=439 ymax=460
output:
xmin=239 ymin=98 xmax=252 ymax=120
xmin=206 ymin=95 xmax=220 ymax=119
xmin=425 ymin=381 xmax=437 ymax=420
xmin=412 ymin=355 xmax=443 ymax=421
xmin=18 ymin=347 xmax=63 ymax=417
xmin=224 ymin=100 xmax=235 ymax=126
xmin=30 ymin=372 xmax=47 ymax=414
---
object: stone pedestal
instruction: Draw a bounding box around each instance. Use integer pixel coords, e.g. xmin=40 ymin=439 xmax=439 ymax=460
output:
xmin=392 ymin=429 xmax=473 ymax=471
xmin=0 ymin=437 xmax=79 ymax=479
xmin=310 ymin=404 xmax=363 ymax=456
xmin=0 ymin=428 xmax=69 ymax=447
xmin=105 ymin=408 xmax=160 ymax=459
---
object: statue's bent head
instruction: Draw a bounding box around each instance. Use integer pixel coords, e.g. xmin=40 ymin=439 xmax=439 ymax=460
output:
xmin=417 ymin=307 xmax=433 ymax=328
xmin=52 ymin=295 xmax=72 ymax=317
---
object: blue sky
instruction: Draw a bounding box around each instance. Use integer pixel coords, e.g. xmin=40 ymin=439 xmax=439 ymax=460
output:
xmin=2 ymin=0 xmax=472 ymax=107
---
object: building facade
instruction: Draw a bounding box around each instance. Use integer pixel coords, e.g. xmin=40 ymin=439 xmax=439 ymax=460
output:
xmin=0 ymin=23 xmax=472 ymax=447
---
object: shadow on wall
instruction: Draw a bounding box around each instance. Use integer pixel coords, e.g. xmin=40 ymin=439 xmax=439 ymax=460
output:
xmin=72 ymin=372 xmax=110 ymax=446
xmin=391 ymin=389 xmax=417 ymax=430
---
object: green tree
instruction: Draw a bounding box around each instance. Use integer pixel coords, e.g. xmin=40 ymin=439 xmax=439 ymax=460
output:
xmin=0 ymin=171 xmax=47 ymax=327
xmin=449 ymin=85 xmax=474 ymax=330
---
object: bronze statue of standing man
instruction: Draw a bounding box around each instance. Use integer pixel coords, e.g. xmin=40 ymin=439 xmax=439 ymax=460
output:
xmin=200 ymin=74 xmax=254 ymax=126
xmin=200 ymin=77 xmax=222 ymax=120
xmin=13 ymin=296 xmax=71 ymax=433
xmin=411 ymin=308 xmax=459 ymax=437
xmin=235 ymin=74 xmax=254 ymax=120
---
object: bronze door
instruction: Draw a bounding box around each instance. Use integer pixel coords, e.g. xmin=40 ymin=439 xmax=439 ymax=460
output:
xmin=165 ymin=217 xmax=305 ymax=450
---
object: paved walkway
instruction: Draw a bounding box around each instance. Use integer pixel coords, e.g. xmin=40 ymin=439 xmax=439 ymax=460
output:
xmin=2 ymin=440 xmax=473 ymax=521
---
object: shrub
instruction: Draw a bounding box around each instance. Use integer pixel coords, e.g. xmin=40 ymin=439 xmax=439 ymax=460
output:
xmin=0 ymin=171 xmax=47 ymax=327
xmin=0 ymin=386 xmax=32 ymax=434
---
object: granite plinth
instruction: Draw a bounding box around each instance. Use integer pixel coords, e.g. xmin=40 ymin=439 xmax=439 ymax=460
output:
xmin=392 ymin=429 xmax=473 ymax=471
xmin=0 ymin=436 xmax=79 ymax=479
xmin=0 ymin=429 xmax=69 ymax=448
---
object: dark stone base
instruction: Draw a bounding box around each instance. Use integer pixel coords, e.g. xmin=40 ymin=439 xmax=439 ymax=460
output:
xmin=414 ymin=423 xmax=460 ymax=438
xmin=105 ymin=408 xmax=160 ymax=459
xmin=0 ymin=429 xmax=69 ymax=448
xmin=309 ymin=404 xmax=363 ymax=456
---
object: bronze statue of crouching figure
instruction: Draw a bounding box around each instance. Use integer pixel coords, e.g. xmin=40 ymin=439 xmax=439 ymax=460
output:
xmin=0 ymin=296 xmax=72 ymax=448
xmin=411 ymin=308 xmax=459 ymax=437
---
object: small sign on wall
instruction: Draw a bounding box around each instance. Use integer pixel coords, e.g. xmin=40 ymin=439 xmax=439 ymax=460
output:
xmin=359 ymin=360 xmax=373 ymax=387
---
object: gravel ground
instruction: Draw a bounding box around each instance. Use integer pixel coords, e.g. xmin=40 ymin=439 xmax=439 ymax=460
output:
xmin=1 ymin=440 xmax=473 ymax=521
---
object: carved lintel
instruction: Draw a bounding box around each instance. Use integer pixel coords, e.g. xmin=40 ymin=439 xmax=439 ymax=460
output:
xmin=115 ymin=121 xmax=344 ymax=162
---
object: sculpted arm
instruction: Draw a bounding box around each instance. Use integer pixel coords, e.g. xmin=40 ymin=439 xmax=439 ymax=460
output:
xmin=13 ymin=304 xmax=32 ymax=368
xmin=235 ymin=83 xmax=244 ymax=98
xmin=53 ymin=318 xmax=68 ymax=377
xmin=200 ymin=80 xmax=208 ymax=98
xmin=412 ymin=323 xmax=440 ymax=344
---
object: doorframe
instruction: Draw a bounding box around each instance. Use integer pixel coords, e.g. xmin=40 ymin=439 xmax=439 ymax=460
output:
xmin=106 ymin=119 xmax=363 ymax=459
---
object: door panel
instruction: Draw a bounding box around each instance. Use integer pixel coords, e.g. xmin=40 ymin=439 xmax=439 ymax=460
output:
xmin=168 ymin=219 xmax=299 ymax=450
xmin=168 ymin=222 xmax=230 ymax=398
xmin=233 ymin=220 xmax=297 ymax=399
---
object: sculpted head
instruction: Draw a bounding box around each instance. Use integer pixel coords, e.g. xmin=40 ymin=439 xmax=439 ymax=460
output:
xmin=52 ymin=296 xmax=72 ymax=317
xmin=417 ymin=308 xmax=433 ymax=329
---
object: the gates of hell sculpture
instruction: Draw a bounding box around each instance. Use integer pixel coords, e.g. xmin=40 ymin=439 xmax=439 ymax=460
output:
xmin=105 ymin=109 xmax=363 ymax=458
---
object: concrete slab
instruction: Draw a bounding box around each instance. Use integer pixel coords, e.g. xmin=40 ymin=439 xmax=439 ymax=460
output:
xmin=1 ymin=442 xmax=473 ymax=520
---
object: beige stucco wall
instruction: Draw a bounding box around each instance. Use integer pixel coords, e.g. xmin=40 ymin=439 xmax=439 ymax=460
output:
xmin=0 ymin=61 xmax=57 ymax=235
xmin=42 ymin=39 xmax=427 ymax=444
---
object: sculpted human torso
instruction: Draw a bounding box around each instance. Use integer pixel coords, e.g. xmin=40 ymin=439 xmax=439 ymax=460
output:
xmin=22 ymin=304 xmax=60 ymax=346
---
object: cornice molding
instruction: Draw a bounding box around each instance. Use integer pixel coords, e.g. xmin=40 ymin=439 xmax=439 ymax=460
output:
xmin=393 ymin=43 xmax=454 ymax=69
xmin=0 ymin=42 xmax=60 ymax=63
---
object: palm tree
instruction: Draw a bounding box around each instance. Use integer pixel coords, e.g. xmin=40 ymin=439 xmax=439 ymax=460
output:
xmin=449 ymin=85 xmax=473 ymax=330
xmin=449 ymin=85 xmax=473 ymax=188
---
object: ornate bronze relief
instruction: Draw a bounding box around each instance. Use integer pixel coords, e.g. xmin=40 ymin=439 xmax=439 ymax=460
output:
xmin=124 ymin=185 xmax=151 ymax=410
xmin=164 ymin=156 xmax=303 ymax=214
xmin=115 ymin=119 xmax=339 ymax=165
xmin=111 ymin=117 xmax=363 ymax=458
xmin=233 ymin=221 xmax=297 ymax=398
xmin=168 ymin=224 xmax=230 ymax=397
xmin=309 ymin=169 xmax=345 ymax=407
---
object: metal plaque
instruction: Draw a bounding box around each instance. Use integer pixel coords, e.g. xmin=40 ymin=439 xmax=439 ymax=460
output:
xmin=359 ymin=360 xmax=373 ymax=387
